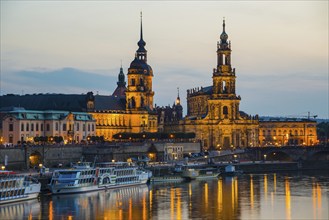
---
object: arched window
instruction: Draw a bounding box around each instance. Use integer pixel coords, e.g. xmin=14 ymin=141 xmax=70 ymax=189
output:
xmin=223 ymin=106 xmax=228 ymax=116
xmin=131 ymin=97 xmax=136 ymax=108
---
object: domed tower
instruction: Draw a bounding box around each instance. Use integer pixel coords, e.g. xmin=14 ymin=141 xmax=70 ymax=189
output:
xmin=112 ymin=65 xmax=127 ymax=98
xmin=211 ymin=19 xmax=241 ymax=120
xmin=126 ymin=13 xmax=154 ymax=111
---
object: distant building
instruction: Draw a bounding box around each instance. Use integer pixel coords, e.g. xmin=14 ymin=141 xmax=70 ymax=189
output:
xmin=259 ymin=117 xmax=318 ymax=146
xmin=156 ymin=89 xmax=183 ymax=133
xmin=1 ymin=108 xmax=96 ymax=144
xmin=175 ymin=20 xmax=259 ymax=150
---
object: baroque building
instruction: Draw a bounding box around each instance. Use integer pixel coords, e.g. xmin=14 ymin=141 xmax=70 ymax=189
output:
xmin=89 ymin=14 xmax=158 ymax=140
xmin=259 ymin=117 xmax=318 ymax=146
xmin=177 ymin=20 xmax=259 ymax=150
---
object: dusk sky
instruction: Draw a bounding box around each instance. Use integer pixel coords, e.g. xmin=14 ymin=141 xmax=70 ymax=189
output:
xmin=1 ymin=1 xmax=328 ymax=119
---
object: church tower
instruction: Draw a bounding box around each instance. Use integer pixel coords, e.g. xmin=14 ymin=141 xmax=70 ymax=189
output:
xmin=183 ymin=19 xmax=259 ymax=150
xmin=211 ymin=19 xmax=241 ymax=120
xmin=126 ymin=13 xmax=155 ymax=111
xmin=112 ymin=65 xmax=127 ymax=98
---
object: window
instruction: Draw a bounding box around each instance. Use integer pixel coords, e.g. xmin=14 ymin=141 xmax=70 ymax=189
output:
xmin=36 ymin=123 xmax=39 ymax=131
xmin=21 ymin=123 xmax=24 ymax=132
xmin=31 ymin=123 xmax=34 ymax=131
xmin=88 ymin=124 xmax=90 ymax=132
xmin=63 ymin=124 xmax=67 ymax=131
xmin=76 ymin=123 xmax=79 ymax=131
xmin=26 ymin=123 xmax=29 ymax=131
xmin=83 ymin=124 xmax=86 ymax=132
xmin=92 ymin=124 xmax=94 ymax=132
xmin=46 ymin=124 xmax=50 ymax=131
xmin=56 ymin=122 xmax=59 ymax=131
xmin=131 ymin=79 xmax=135 ymax=86
xmin=41 ymin=124 xmax=44 ymax=131
xmin=223 ymin=106 xmax=228 ymax=116
xmin=9 ymin=124 xmax=13 ymax=132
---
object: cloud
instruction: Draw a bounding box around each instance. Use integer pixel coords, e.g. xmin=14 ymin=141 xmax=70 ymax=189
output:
xmin=1 ymin=67 xmax=117 ymax=95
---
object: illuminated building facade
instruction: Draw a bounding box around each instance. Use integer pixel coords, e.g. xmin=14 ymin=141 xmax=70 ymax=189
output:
xmin=177 ymin=20 xmax=259 ymax=150
xmin=90 ymin=14 xmax=158 ymax=140
xmin=259 ymin=118 xmax=318 ymax=146
xmin=2 ymin=108 xmax=96 ymax=144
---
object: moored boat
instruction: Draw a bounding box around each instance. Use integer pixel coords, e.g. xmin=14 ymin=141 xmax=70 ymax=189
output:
xmin=181 ymin=168 xmax=199 ymax=180
xmin=150 ymin=175 xmax=184 ymax=183
xmin=49 ymin=162 xmax=150 ymax=195
xmin=0 ymin=174 xmax=41 ymax=205
xmin=195 ymin=169 xmax=220 ymax=180
xmin=223 ymin=165 xmax=243 ymax=176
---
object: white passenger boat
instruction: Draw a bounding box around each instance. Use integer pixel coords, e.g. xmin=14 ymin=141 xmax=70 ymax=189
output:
xmin=49 ymin=162 xmax=150 ymax=195
xmin=0 ymin=174 xmax=41 ymax=205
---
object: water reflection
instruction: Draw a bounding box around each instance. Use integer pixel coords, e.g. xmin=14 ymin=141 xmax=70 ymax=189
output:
xmin=1 ymin=172 xmax=327 ymax=219
xmin=0 ymin=199 xmax=40 ymax=220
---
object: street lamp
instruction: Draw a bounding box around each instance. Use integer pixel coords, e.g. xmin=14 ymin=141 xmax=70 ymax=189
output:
xmin=263 ymin=154 xmax=267 ymax=161
xmin=1 ymin=165 xmax=5 ymax=170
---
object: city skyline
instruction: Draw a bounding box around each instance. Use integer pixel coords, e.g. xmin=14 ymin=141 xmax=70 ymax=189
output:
xmin=1 ymin=1 xmax=328 ymax=118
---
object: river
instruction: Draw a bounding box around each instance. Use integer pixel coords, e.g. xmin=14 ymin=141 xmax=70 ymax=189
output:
xmin=1 ymin=171 xmax=328 ymax=220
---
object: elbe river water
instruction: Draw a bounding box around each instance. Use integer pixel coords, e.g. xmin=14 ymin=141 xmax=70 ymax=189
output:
xmin=0 ymin=171 xmax=328 ymax=220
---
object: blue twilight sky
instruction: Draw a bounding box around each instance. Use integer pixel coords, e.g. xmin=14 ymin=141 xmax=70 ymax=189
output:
xmin=1 ymin=1 xmax=328 ymax=119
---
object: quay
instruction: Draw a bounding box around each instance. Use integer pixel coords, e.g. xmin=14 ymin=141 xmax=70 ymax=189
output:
xmin=24 ymin=160 xmax=328 ymax=192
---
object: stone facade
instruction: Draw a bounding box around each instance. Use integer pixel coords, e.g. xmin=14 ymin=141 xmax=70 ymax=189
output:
xmin=259 ymin=118 xmax=318 ymax=146
xmin=89 ymin=15 xmax=158 ymax=140
xmin=175 ymin=20 xmax=259 ymax=150
xmin=2 ymin=109 xmax=96 ymax=144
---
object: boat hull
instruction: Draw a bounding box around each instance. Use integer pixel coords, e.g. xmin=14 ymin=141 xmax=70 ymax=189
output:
xmin=50 ymin=180 xmax=148 ymax=195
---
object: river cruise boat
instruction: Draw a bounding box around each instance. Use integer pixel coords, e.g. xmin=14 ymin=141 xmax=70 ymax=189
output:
xmin=0 ymin=174 xmax=41 ymax=205
xmin=49 ymin=162 xmax=150 ymax=195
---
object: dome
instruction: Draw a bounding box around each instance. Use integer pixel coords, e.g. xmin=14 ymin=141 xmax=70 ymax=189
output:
xmin=129 ymin=57 xmax=153 ymax=76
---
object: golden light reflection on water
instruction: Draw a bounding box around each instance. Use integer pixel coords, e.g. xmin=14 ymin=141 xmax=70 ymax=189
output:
xmin=285 ymin=177 xmax=291 ymax=220
xmin=313 ymin=180 xmax=323 ymax=220
xmin=20 ymin=173 xmax=326 ymax=220
xmin=264 ymin=174 xmax=268 ymax=201
xmin=217 ymin=178 xmax=222 ymax=213
xmin=204 ymin=182 xmax=208 ymax=208
xmin=250 ymin=175 xmax=254 ymax=209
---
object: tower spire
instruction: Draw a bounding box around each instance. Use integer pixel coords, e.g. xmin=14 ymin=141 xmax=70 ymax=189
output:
xmin=176 ymin=87 xmax=181 ymax=105
xmin=136 ymin=11 xmax=147 ymax=61
xmin=219 ymin=17 xmax=229 ymax=49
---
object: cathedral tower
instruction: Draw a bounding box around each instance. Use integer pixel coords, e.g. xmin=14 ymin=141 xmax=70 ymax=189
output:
xmin=211 ymin=19 xmax=241 ymax=120
xmin=126 ymin=13 xmax=155 ymax=111
xmin=183 ymin=19 xmax=259 ymax=150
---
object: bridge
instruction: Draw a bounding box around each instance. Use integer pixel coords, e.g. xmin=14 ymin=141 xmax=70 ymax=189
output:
xmin=188 ymin=145 xmax=329 ymax=163
xmin=245 ymin=146 xmax=329 ymax=161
